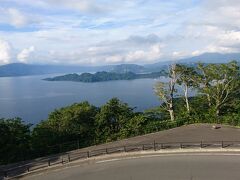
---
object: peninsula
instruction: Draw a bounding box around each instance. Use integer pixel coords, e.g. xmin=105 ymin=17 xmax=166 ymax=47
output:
xmin=44 ymin=71 xmax=166 ymax=82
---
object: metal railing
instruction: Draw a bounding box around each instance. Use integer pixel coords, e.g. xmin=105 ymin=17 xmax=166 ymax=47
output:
xmin=1 ymin=140 xmax=240 ymax=178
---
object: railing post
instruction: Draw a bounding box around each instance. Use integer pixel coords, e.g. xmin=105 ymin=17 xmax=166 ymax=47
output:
xmin=27 ymin=166 xmax=30 ymax=172
xmin=87 ymin=151 xmax=90 ymax=158
xmin=222 ymin=141 xmax=224 ymax=148
xmin=4 ymin=171 xmax=7 ymax=178
xmin=68 ymin=154 xmax=71 ymax=162
xmin=48 ymin=159 xmax=51 ymax=166
xmin=77 ymin=140 xmax=80 ymax=149
xmin=23 ymin=152 xmax=26 ymax=161
xmin=180 ymin=143 xmax=183 ymax=149
xmin=59 ymin=144 xmax=62 ymax=153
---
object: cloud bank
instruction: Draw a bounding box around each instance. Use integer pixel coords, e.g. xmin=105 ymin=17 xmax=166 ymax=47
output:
xmin=0 ymin=0 xmax=240 ymax=65
xmin=17 ymin=46 xmax=35 ymax=63
xmin=0 ymin=39 xmax=12 ymax=65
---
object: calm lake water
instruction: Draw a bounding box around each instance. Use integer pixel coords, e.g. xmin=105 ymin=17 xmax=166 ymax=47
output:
xmin=0 ymin=74 xmax=165 ymax=124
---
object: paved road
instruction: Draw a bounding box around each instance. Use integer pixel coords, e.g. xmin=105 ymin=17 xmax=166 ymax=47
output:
xmin=22 ymin=153 xmax=240 ymax=180
xmin=74 ymin=124 xmax=240 ymax=152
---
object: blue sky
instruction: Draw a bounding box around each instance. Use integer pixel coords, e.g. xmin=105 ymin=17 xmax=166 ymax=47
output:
xmin=0 ymin=0 xmax=240 ymax=65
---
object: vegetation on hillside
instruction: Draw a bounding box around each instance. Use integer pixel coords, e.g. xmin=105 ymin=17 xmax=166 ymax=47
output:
xmin=1 ymin=61 xmax=240 ymax=165
xmin=44 ymin=71 xmax=166 ymax=82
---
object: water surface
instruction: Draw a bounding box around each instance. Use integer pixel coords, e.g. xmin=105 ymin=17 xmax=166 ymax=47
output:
xmin=0 ymin=75 xmax=164 ymax=124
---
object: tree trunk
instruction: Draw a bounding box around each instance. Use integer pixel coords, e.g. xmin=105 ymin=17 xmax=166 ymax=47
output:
xmin=216 ymin=103 xmax=220 ymax=116
xmin=168 ymin=109 xmax=175 ymax=121
xmin=206 ymin=94 xmax=211 ymax=107
xmin=184 ymin=85 xmax=190 ymax=113
xmin=216 ymin=109 xmax=220 ymax=116
xmin=168 ymin=64 xmax=176 ymax=121
xmin=215 ymin=101 xmax=221 ymax=124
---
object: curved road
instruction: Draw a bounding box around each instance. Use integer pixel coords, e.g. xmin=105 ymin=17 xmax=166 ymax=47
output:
xmin=22 ymin=153 xmax=240 ymax=180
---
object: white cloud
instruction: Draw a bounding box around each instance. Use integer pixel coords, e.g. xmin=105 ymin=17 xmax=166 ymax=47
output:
xmin=172 ymin=51 xmax=187 ymax=59
xmin=12 ymin=0 xmax=116 ymax=15
xmin=191 ymin=50 xmax=201 ymax=56
xmin=0 ymin=39 xmax=12 ymax=65
xmin=105 ymin=55 xmax=123 ymax=63
xmin=55 ymin=0 xmax=107 ymax=13
xmin=205 ymin=44 xmax=235 ymax=53
xmin=0 ymin=7 xmax=41 ymax=28
xmin=103 ymin=42 xmax=164 ymax=64
xmin=125 ymin=43 xmax=163 ymax=62
xmin=17 ymin=46 xmax=35 ymax=63
xmin=7 ymin=8 xmax=28 ymax=27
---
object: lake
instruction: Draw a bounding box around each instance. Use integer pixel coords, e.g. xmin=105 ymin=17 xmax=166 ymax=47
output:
xmin=0 ymin=74 xmax=165 ymax=124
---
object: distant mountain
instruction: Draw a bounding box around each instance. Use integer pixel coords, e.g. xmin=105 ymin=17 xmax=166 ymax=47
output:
xmin=0 ymin=53 xmax=239 ymax=77
xmin=108 ymin=64 xmax=146 ymax=73
xmin=178 ymin=52 xmax=240 ymax=64
xmin=144 ymin=52 xmax=240 ymax=72
xmin=151 ymin=53 xmax=240 ymax=66
xmin=0 ymin=63 xmax=148 ymax=77
xmin=0 ymin=63 xmax=95 ymax=77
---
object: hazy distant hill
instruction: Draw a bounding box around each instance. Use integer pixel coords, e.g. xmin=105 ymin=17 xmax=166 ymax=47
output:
xmin=0 ymin=63 xmax=92 ymax=77
xmin=108 ymin=64 xmax=146 ymax=73
xmin=149 ymin=52 xmax=240 ymax=67
xmin=0 ymin=63 xmax=148 ymax=77
xmin=178 ymin=52 xmax=240 ymax=64
xmin=144 ymin=52 xmax=240 ymax=72
xmin=0 ymin=53 xmax=239 ymax=77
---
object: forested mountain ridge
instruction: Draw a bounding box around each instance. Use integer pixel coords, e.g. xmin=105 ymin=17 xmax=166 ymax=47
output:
xmin=44 ymin=71 xmax=166 ymax=82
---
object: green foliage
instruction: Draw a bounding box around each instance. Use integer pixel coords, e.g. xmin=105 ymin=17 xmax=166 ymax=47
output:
xmin=95 ymin=98 xmax=135 ymax=143
xmin=155 ymin=61 xmax=240 ymax=124
xmin=197 ymin=61 xmax=240 ymax=116
xmin=44 ymin=71 xmax=166 ymax=82
xmin=176 ymin=64 xmax=198 ymax=87
xmin=119 ymin=114 xmax=147 ymax=138
xmin=0 ymin=118 xmax=31 ymax=164
xmin=154 ymin=64 xmax=177 ymax=121
xmin=31 ymin=102 xmax=98 ymax=156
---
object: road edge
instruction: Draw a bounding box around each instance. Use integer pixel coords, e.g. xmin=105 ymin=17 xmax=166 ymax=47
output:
xmin=9 ymin=148 xmax=240 ymax=180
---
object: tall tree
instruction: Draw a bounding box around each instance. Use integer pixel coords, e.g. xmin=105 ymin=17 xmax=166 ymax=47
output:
xmin=176 ymin=64 xmax=198 ymax=113
xmin=197 ymin=63 xmax=213 ymax=107
xmin=95 ymin=98 xmax=135 ymax=143
xmin=155 ymin=64 xmax=177 ymax=121
xmin=197 ymin=61 xmax=240 ymax=117
xmin=0 ymin=118 xmax=31 ymax=164
xmin=32 ymin=101 xmax=98 ymax=154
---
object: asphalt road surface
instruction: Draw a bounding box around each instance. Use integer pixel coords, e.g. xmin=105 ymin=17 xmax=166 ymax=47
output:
xmin=22 ymin=153 xmax=240 ymax=180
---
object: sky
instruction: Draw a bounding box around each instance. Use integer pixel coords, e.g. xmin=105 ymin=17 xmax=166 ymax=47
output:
xmin=0 ymin=0 xmax=240 ymax=65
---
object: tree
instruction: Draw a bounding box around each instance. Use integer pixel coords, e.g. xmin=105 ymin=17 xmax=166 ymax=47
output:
xmin=197 ymin=61 xmax=240 ymax=117
xmin=197 ymin=63 xmax=214 ymax=107
xmin=119 ymin=114 xmax=147 ymax=138
xmin=0 ymin=118 xmax=31 ymax=164
xmin=95 ymin=98 xmax=135 ymax=143
xmin=176 ymin=64 xmax=198 ymax=113
xmin=154 ymin=64 xmax=177 ymax=121
xmin=32 ymin=101 xmax=98 ymax=154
